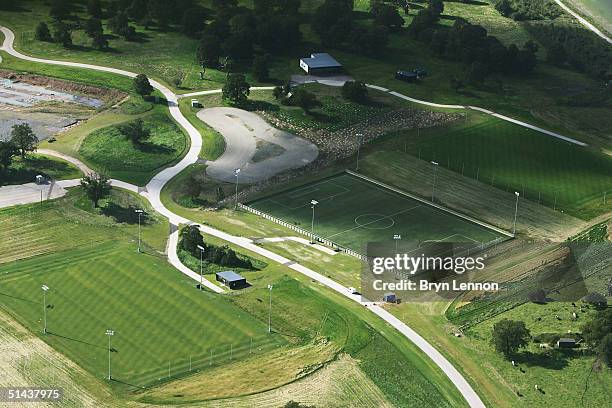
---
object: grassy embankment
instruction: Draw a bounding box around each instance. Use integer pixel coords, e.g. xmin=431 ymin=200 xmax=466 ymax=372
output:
xmin=1 ymin=154 xmax=81 ymax=185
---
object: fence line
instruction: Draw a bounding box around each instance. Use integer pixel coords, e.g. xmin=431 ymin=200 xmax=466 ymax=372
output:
xmin=238 ymin=203 xmax=368 ymax=260
xmin=346 ymin=170 xmax=514 ymax=238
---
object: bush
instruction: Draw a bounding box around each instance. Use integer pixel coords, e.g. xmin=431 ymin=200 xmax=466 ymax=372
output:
xmin=582 ymin=292 xmax=608 ymax=309
xmin=341 ymin=81 xmax=368 ymax=103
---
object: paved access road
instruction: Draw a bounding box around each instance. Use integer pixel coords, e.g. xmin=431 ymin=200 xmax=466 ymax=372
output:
xmin=199 ymin=107 xmax=318 ymax=183
xmin=1 ymin=25 xmax=488 ymax=407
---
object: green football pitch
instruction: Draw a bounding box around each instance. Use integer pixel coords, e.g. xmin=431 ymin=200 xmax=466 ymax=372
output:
xmin=248 ymin=173 xmax=507 ymax=254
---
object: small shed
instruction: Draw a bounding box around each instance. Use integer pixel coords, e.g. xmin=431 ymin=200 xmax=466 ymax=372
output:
xmin=215 ymin=271 xmax=247 ymax=290
xmin=191 ymin=99 xmax=202 ymax=108
xmin=383 ymin=292 xmax=397 ymax=303
xmin=557 ymin=338 xmax=576 ymax=348
xmin=35 ymin=175 xmax=45 ymax=185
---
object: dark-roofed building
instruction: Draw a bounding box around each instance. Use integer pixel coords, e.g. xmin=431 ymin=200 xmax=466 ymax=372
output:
xmin=299 ymin=53 xmax=343 ymax=75
xmin=557 ymin=338 xmax=576 ymax=348
xmin=215 ymin=271 xmax=247 ymax=290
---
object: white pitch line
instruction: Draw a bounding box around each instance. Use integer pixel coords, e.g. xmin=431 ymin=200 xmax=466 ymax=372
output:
xmin=325 ymin=205 xmax=421 ymax=240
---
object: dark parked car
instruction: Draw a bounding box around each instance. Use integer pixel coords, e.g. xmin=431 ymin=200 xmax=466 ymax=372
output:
xmin=395 ymin=70 xmax=418 ymax=82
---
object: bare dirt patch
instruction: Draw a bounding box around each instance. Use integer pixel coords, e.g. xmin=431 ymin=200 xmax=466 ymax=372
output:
xmin=0 ymin=70 xmax=126 ymax=106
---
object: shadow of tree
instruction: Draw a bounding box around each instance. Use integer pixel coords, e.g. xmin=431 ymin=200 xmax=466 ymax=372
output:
xmin=514 ymin=349 xmax=576 ymax=370
xmin=101 ymin=204 xmax=150 ymax=225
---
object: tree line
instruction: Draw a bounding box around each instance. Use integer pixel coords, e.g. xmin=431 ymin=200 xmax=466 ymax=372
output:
xmin=528 ymin=24 xmax=612 ymax=80
xmin=491 ymin=0 xmax=562 ymax=21
xmin=408 ymin=0 xmax=538 ymax=85
xmin=180 ymin=224 xmax=254 ymax=270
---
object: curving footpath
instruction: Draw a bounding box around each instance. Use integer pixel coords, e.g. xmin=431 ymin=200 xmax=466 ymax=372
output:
xmin=554 ymin=0 xmax=612 ymax=45
xmin=0 ymin=25 xmax=486 ymax=407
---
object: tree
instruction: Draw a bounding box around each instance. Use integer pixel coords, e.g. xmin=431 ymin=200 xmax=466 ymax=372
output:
xmin=491 ymin=319 xmax=530 ymax=358
xmin=341 ymin=81 xmax=368 ymax=103
xmin=290 ymin=88 xmax=321 ymax=114
xmin=133 ymin=74 xmax=154 ymax=98
xmin=35 ymin=22 xmax=53 ymax=42
xmin=80 ymin=173 xmax=112 ymax=208
xmin=223 ymin=33 xmax=254 ymax=61
xmin=185 ymin=181 xmax=202 ymax=200
xmin=85 ymin=18 xmax=103 ymax=38
xmin=582 ymin=292 xmax=608 ymax=310
xmin=87 ymin=0 xmax=102 ymax=18
xmin=180 ymin=8 xmax=206 ymax=38
xmin=0 ymin=141 xmax=17 ymax=171
xmin=449 ymin=76 xmax=464 ymax=92
xmin=222 ymin=73 xmax=250 ymax=105
xmin=92 ymin=32 xmax=109 ymax=50
xmin=180 ymin=224 xmax=204 ymax=254
xmin=428 ymin=0 xmax=444 ymax=16
xmin=216 ymin=186 xmax=225 ymax=202
xmin=197 ymin=35 xmax=222 ymax=67
xmin=119 ymin=119 xmax=150 ymax=145
xmin=252 ymin=54 xmax=270 ymax=82
xmin=374 ymin=4 xmax=404 ymax=30
xmin=467 ymin=61 xmax=488 ymax=85
xmin=582 ymin=309 xmax=612 ymax=346
xmin=53 ymin=23 xmax=72 ymax=48
xmin=598 ymin=333 xmax=612 ymax=368
xmin=10 ymin=123 xmax=38 ymax=158
xmin=282 ymin=401 xmax=314 ymax=408
xmin=49 ymin=0 xmax=70 ymax=21
xmin=108 ymin=12 xmax=136 ymax=40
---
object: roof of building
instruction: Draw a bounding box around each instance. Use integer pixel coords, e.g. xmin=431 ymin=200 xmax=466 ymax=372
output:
xmin=558 ymin=338 xmax=576 ymax=343
xmin=216 ymin=271 xmax=246 ymax=282
xmin=301 ymin=53 xmax=342 ymax=69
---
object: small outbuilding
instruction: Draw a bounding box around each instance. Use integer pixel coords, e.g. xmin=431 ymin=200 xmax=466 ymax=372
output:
xmin=35 ymin=175 xmax=45 ymax=185
xmin=299 ymin=53 xmax=343 ymax=75
xmin=215 ymin=271 xmax=247 ymax=290
xmin=557 ymin=338 xmax=576 ymax=348
xmin=191 ymin=99 xmax=202 ymax=108
xmin=383 ymin=292 xmax=397 ymax=303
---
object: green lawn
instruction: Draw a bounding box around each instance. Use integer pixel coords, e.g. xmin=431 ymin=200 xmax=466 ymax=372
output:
xmin=78 ymin=105 xmax=188 ymax=186
xmin=393 ymin=115 xmax=612 ymax=219
xmin=0 ymin=188 xmax=469 ymax=406
xmin=0 ymin=189 xmax=282 ymax=391
xmin=248 ymin=172 xmax=504 ymax=253
xmin=1 ymin=154 xmax=81 ymax=186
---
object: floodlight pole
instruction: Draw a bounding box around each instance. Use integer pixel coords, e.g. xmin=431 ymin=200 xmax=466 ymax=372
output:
xmin=267 ymin=285 xmax=273 ymax=334
xmin=41 ymin=285 xmax=49 ymax=334
xmin=197 ymin=244 xmax=205 ymax=291
xmin=234 ymin=169 xmax=241 ymax=211
xmin=135 ymin=209 xmax=144 ymax=253
xmin=356 ymin=133 xmax=364 ymax=171
xmin=105 ymin=329 xmax=114 ymax=380
xmin=393 ymin=234 xmax=402 ymax=253
xmin=512 ymin=192 xmax=520 ymax=236
xmin=310 ymin=200 xmax=318 ymax=244
xmin=431 ymin=161 xmax=439 ymax=202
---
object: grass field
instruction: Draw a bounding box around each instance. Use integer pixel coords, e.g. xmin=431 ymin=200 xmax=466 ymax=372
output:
xmin=76 ymin=105 xmax=188 ymax=186
xmin=248 ymin=172 xmax=505 ymax=253
xmin=0 ymin=189 xmax=282 ymax=391
xmin=0 ymin=188 xmax=469 ymax=406
xmin=1 ymin=154 xmax=81 ymax=186
xmin=391 ymin=115 xmax=612 ymax=219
